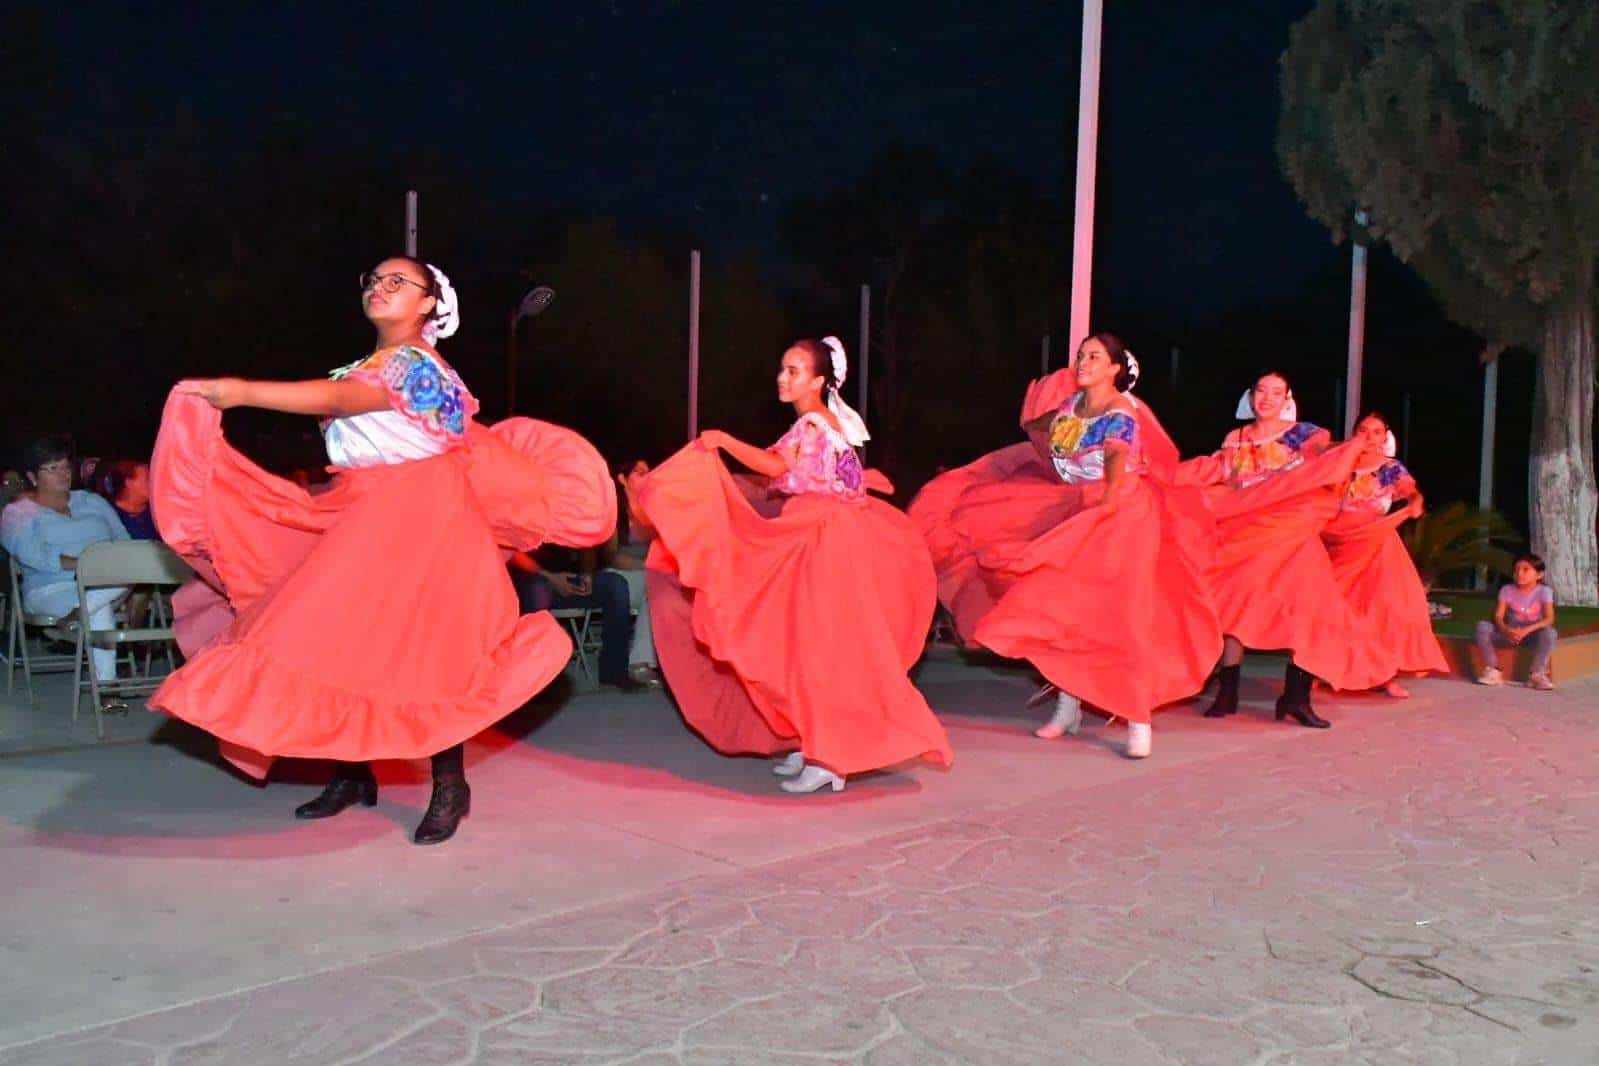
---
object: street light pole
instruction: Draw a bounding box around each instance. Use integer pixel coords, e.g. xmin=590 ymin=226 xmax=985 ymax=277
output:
xmin=1067 ymin=0 xmax=1104 ymax=363
xmin=506 ymin=286 xmax=556 ymax=417
xmin=1344 ymin=210 xmax=1370 ymax=438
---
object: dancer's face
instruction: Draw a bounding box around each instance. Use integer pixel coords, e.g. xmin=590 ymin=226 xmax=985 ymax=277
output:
xmin=1355 ymin=416 xmax=1388 ymax=451
xmin=1251 ymin=375 xmax=1289 ymax=420
xmin=776 ymin=346 xmax=824 ymax=405
xmin=1075 ymin=339 xmax=1117 ymax=388
xmin=361 ymin=258 xmax=436 ymax=334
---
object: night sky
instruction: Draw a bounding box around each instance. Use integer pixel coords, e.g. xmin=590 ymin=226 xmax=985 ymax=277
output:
xmin=43 ymin=0 xmax=1325 ymax=316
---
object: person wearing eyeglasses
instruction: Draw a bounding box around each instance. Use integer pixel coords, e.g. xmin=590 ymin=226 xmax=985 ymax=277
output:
xmin=1 ymin=435 xmax=131 ymax=685
xmin=146 ymin=256 xmax=614 ymax=845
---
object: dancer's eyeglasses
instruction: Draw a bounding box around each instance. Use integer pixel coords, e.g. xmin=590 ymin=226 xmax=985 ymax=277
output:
xmin=359 ymin=271 xmax=432 ymax=295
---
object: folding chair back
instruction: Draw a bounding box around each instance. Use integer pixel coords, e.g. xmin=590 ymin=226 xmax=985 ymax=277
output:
xmin=73 ymin=540 xmax=194 ymax=737
xmin=6 ymin=549 xmax=78 ymax=701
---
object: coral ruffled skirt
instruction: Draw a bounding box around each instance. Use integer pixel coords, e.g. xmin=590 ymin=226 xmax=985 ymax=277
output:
xmin=639 ymin=445 xmax=951 ymax=777
xmin=911 ymin=450 xmax=1221 ymax=723
xmin=148 ymin=386 xmax=614 ymax=777
xmin=1183 ymin=444 xmax=1397 ymax=690
xmin=1323 ymin=509 xmax=1448 ymax=676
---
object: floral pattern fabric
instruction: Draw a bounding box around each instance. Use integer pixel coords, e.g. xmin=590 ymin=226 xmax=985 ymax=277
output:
xmin=1219 ymin=421 xmax=1323 ymax=490
xmin=768 ymin=413 xmax=866 ymax=499
xmin=1047 ymin=404 xmax=1139 ymax=485
xmin=332 ymin=345 xmax=478 ymax=443
xmin=1342 ymin=458 xmax=1416 ymax=514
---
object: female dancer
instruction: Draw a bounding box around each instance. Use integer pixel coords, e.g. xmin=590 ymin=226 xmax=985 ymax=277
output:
xmin=632 ymin=337 xmax=951 ymax=793
xmin=149 ymin=256 xmax=614 ymax=844
xmin=913 ymin=334 xmax=1219 ymax=758
xmin=1322 ymin=412 xmax=1447 ymax=696
xmin=1190 ymin=371 xmax=1392 ymax=726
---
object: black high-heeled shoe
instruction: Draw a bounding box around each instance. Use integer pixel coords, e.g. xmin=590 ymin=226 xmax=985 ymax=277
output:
xmin=1274 ymin=664 xmax=1330 ymax=729
xmin=294 ymin=768 xmax=378 ymax=819
xmin=1204 ymin=664 xmax=1241 ymax=718
xmin=412 ymin=779 xmax=471 ymax=845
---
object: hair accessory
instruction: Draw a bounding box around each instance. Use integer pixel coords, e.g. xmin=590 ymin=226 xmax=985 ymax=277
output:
xmin=1383 ymin=430 xmax=1397 ymax=458
xmin=819 ymin=336 xmax=870 ymax=446
xmin=1122 ymin=350 xmax=1140 ymax=392
xmin=422 ymin=264 xmax=460 ymax=343
xmin=822 ymin=336 xmax=848 ymax=386
xmin=1235 ymin=388 xmax=1298 ymax=422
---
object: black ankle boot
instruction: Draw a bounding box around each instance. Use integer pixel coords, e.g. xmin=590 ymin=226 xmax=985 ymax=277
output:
xmin=1275 ymin=663 xmax=1330 ymax=729
xmin=413 ymin=745 xmax=470 ymax=845
xmin=294 ymin=763 xmax=377 ymax=819
xmin=1204 ymin=664 xmax=1241 ymax=718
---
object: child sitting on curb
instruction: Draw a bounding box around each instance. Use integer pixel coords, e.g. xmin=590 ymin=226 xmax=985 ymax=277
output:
xmin=1474 ymin=553 xmax=1558 ymax=690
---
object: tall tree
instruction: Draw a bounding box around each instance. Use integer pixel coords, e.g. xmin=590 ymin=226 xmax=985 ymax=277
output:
xmin=1278 ymin=0 xmax=1599 ymax=603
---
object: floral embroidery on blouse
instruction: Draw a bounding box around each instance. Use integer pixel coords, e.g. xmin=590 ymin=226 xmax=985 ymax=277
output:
xmin=768 ymin=413 xmax=865 ymax=499
xmin=1342 ymin=458 xmax=1415 ymax=514
xmin=330 ymin=345 xmax=478 ymax=441
xmin=1220 ymin=421 xmax=1322 ymax=490
xmin=1048 ymin=403 xmax=1139 ymax=485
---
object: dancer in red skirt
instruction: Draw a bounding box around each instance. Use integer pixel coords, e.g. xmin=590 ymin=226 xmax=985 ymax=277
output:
xmin=632 ymin=337 xmax=951 ymax=794
xmin=1322 ymin=412 xmax=1448 ymax=696
xmin=150 ymin=256 xmax=614 ymax=844
xmin=911 ymin=334 xmax=1220 ymax=759
xmin=1184 ymin=372 xmax=1393 ymax=727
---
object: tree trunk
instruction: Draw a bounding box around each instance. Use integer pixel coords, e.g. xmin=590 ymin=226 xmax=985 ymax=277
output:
xmin=1529 ymin=299 xmax=1598 ymax=606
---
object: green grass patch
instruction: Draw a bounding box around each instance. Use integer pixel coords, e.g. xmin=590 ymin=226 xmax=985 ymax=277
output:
xmin=1429 ymin=590 xmax=1599 ymax=639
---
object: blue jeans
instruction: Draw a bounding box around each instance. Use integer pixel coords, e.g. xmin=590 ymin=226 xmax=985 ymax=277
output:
xmin=512 ymin=570 xmax=634 ymax=684
xmin=1474 ymin=621 xmax=1557 ymax=676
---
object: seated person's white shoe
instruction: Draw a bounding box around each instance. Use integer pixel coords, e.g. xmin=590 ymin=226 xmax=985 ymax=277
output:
xmin=1034 ymin=692 xmax=1082 ymax=739
xmin=772 ymin=751 xmax=805 ymax=777
xmin=1126 ymin=722 xmax=1152 ymax=759
xmin=1528 ymin=671 xmax=1555 ymax=691
xmin=779 ymin=765 xmax=845 ymax=793
xmin=1476 ymin=667 xmax=1504 ymax=686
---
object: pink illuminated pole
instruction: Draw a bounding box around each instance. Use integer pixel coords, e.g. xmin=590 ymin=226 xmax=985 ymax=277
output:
xmin=1067 ymin=0 xmax=1103 ymax=366
xmin=687 ymin=250 xmax=701 ymax=442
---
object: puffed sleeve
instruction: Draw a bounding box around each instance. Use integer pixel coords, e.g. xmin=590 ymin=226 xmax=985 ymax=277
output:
xmin=1099 ymin=411 xmax=1138 ymax=452
xmin=349 ymin=346 xmax=480 ymax=444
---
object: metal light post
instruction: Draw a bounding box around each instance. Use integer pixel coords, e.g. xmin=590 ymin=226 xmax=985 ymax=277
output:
xmin=687 ymin=251 xmax=702 ymax=442
xmin=1067 ymin=0 xmax=1104 ymax=362
xmin=1344 ymin=210 xmax=1370 ymax=438
xmin=404 ymin=191 xmax=418 ymax=257
xmin=505 ymin=286 xmax=555 ymax=417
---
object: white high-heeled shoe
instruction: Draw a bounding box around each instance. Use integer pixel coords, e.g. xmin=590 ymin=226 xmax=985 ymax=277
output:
xmin=1126 ymin=721 xmax=1152 ymax=759
xmin=779 ymin=765 xmax=845 ymax=793
xmin=772 ymin=751 xmax=805 ymax=777
xmin=1034 ymin=691 xmax=1082 ymax=739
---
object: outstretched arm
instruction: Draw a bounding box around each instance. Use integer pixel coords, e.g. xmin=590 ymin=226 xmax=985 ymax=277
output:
xmin=700 ymin=430 xmax=789 ymax=479
xmin=188 ymin=377 xmax=390 ymax=418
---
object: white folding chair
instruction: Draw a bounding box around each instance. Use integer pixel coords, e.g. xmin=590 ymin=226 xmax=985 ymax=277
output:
xmin=549 ymin=606 xmax=598 ymax=685
xmin=6 ymin=549 xmax=78 ymax=703
xmin=72 ymin=540 xmax=194 ymax=737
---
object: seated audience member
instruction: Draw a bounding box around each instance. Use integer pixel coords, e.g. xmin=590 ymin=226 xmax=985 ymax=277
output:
xmin=99 ymin=460 xmax=159 ymax=540
xmin=0 ymin=435 xmax=130 ymax=682
xmin=1474 ymin=553 xmax=1559 ymax=691
xmin=602 ymin=458 xmax=661 ymax=686
xmin=1 ymin=469 xmax=25 ymax=508
xmin=508 ymin=543 xmax=643 ymax=692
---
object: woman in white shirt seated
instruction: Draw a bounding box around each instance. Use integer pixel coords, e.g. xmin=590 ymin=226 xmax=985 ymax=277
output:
xmin=0 ymin=435 xmax=130 ymax=681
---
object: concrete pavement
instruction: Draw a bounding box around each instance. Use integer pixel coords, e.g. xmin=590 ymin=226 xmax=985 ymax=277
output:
xmin=1 ymin=653 xmax=1595 ymax=1063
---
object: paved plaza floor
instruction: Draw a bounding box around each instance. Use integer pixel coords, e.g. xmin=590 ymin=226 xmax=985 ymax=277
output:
xmin=1 ymin=653 xmax=1595 ymax=1064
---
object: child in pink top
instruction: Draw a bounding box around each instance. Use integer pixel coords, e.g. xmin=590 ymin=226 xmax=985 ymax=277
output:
xmin=1474 ymin=553 xmax=1559 ymax=689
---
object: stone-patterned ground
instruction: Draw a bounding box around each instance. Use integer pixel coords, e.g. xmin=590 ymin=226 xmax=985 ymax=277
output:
xmin=4 ymin=679 xmax=1596 ymax=1065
